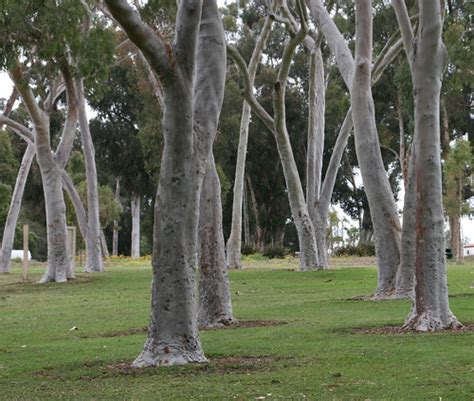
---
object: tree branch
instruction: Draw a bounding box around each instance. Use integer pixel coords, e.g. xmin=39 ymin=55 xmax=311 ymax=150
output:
xmin=391 ymin=0 xmax=415 ymax=70
xmin=0 ymin=115 xmax=35 ymax=143
xmin=227 ymin=46 xmax=275 ymax=132
xmin=104 ymin=0 xmax=175 ymax=85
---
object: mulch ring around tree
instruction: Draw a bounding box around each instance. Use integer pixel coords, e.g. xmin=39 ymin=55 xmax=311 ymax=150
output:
xmin=352 ymin=324 xmax=474 ymax=335
xmin=106 ymin=354 xmax=312 ymax=376
xmin=84 ymin=320 xmax=287 ymax=339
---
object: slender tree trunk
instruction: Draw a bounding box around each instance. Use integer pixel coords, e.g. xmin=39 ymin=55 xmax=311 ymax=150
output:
xmin=130 ymin=193 xmax=141 ymax=259
xmin=77 ymin=79 xmax=103 ymax=273
xmin=396 ymin=0 xmax=460 ymax=330
xmin=198 ymin=152 xmax=235 ymax=328
xmin=396 ymin=148 xmax=416 ymax=299
xmin=113 ymin=177 xmax=120 ymax=256
xmin=243 ymin=181 xmax=250 ymax=245
xmin=352 ymin=0 xmax=401 ymax=296
xmin=100 ymin=230 xmax=110 ymax=259
xmin=450 ymin=215 xmax=462 ymax=264
xmin=247 ymin=176 xmax=263 ymax=250
xmin=62 ymin=170 xmax=88 ymax=243
xmin=0 ymin=144 xmax=35 ymax=273
xmin=226 ymin=15 xmax=274 ymax=269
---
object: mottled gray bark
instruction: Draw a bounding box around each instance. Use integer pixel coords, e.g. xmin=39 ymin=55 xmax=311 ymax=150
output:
xmin=226 ymin=13 xmax=274 ymax=269
xmin=198 ymin=153 xmax=235 ymax=328
xmin=0 ymin=144 xmax=35 ymax=273
xmin=112 ymin=177 xmax=120 ymax=256
xmin=9 ymin=66 xmax=72 ymax=283
xmin=105 ymin=0 xmax=226 ymax=365
xmin=130 ymin=193 xmax=141 ymax=259
xmin=308 ymin=0 xmax=401 ymax=294
xmin=393 ymin=0 xmax=460 ymax=330
xmin=77 ymin=79 xmax=103 ymax=273
xmin=351 ymin=0 xmax=401 ymax=296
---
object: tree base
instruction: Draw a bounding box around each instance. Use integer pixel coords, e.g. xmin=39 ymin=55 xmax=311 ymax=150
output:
xmin=403 ymin=310 xmax=462 ymax=332
xmin=133 ymin=342 xmax=208 ymax=367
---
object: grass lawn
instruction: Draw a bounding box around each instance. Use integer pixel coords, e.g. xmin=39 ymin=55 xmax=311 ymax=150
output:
xmin=0 ymin=256 xmax=473 ymax=400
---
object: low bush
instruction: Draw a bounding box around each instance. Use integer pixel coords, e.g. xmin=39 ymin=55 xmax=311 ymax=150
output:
xmin=262 ymin=245 xmax=289 ymax=259
xmin=334 ymin=243 xmax=376 ymax=257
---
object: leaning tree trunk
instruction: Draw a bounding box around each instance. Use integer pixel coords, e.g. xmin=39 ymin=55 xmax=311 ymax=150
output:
xmin=130 ymin=193 xmax=141 ymax=259
xmin=226 ymin=14 xmax=274 ymax=269
xmin=393 ymin=0 xmax=460 ymax=330
xmin=112 ymin=177 xmax=120 ymax=256
xmin=198 ymin=152 xmax=235 ymax=328
xmin=106 ymin=0 xmax=226 ymax=366
xmin=352 ymin=0 xmax=401 ymax=297
xmin=77 ymin=79 xmax=103 ymax=273
xmin=0 ymin=143 xmax=35 ymax=273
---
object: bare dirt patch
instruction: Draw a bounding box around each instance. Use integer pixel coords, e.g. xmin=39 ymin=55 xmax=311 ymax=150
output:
xmin=352 ymin=324 xmax=474 ymax=335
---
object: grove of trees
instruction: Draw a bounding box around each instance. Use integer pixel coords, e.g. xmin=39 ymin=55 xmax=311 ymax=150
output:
xmin=0 ymin=0 xmax=472 ymax=366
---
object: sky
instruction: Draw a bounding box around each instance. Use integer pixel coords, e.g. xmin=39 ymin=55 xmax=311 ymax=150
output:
xmin=1 ymin=62 xmax=473 ymax=244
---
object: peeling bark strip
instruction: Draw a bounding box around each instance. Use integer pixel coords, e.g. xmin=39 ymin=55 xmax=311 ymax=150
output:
xmin=106 ymin=0 xmax=226 ymax=366
xmin=392 ymin=0 xmax=460 ymax=330
xmin=307 ymin=0 xmax=401 ymax=293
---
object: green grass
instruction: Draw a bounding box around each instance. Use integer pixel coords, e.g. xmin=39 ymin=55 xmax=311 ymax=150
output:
xmin=0 ymin=257 xmax=473 ymax=400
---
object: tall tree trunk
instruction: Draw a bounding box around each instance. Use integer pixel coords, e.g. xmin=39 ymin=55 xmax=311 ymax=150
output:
xmin=272 ymin=26 xmax=320 ymax=269
xmin=198 ymin=152 xmax=235 ymax=328
xmin=351 ymin=0 xmax=401 ymax=296
xmin=450 ymin=215 xmax=462 ymax=264
xmin=0 ymin=144 xmax=35 ymax=273
xmin=77 ymin=79 xmax=103 ymax=273
xmin=306 ymin=45 xmax=327 ymax=267
xmin=247 ymin=176 xmax=263 ymax=250
xmin=243 ymin=181 xmax=251 ymax=245
xmin=308 ymin=0 xmax=402 ymax=294
xmin=112 ymin=177 xmax=120 ymax=256
xmin=226 ymin=15 xmax=274 ymax=269
xmin=392 ymin=0 xmax=461 ymax=330
xmin=396 ymin=147 xmax=416 ymax=299
xmin=106 ymin=0 xmax=226 ymax=366
xmin=130 ymin=193 xmax=141 ymax=259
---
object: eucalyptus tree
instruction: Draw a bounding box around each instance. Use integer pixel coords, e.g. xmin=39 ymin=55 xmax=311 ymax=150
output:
xmin=307 ymin=0 xmax=402 ymax=296
xmin=105 ymin=0 xmax=227 ymax=366
xmin=392 ymin=0 xmax=461 ymax=330
xmin=225 ymin=1 xmax=275 ymax=269
xmin=229 ymin=0 xmax=320 ymax=270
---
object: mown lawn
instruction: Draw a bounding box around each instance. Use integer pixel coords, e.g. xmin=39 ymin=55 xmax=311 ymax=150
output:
xmin=0 ymin=257 xmax=473 ymax=400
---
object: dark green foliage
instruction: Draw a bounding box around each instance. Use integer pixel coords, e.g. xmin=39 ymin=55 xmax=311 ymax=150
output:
xmin=334 ymin=243 xmax=376 ymax=257
xmin=262 ymin=245 xmax=289 ymax=259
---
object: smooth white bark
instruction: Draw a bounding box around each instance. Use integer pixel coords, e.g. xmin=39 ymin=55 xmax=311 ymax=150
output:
xmin=112 ymin=177 xmax=120 ymax=256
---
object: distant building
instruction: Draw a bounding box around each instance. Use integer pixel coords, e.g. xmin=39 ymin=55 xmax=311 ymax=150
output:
xmin=464 ymin=244 xmax=474 ymax=257
xmin=10 ymin=250 xmax=32 ymax=260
